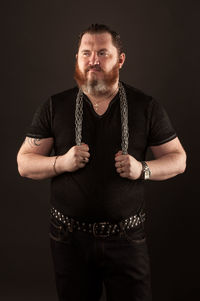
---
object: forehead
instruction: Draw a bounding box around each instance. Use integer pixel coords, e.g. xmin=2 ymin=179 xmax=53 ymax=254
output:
xmin=79 ymin=32 xmax=117 ymax=52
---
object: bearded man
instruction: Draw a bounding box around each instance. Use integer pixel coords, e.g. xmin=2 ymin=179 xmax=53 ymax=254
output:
xmin=17 ymin=24 xmax=186 ymax=301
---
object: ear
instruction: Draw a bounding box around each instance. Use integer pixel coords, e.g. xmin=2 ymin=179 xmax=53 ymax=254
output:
xmin=119 ymin=53 xmax=126 ymax=69
xmin=76 ymin=54 xmax=78 ymax=60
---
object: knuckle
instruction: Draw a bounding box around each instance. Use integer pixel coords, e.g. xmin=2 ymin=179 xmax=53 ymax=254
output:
xmin=81 ymin=144 xmax=89 ymax=151
xmin=74 ymin=149 xmax=79 ymax=156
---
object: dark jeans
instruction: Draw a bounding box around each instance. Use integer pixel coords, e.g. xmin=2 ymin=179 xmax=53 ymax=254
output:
xmin=49 ymin=216 xmax=152 ymax=301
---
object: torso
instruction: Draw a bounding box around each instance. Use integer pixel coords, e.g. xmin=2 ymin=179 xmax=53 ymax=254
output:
xmin=41 ymin=83 xmax=173 ymax=221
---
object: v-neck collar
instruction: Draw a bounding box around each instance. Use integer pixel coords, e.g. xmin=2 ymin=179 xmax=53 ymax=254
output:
xmin=83 ymin=92 xmax=119 ymax=118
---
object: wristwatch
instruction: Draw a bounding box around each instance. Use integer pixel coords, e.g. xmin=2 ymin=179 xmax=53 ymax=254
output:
xmin=140 ymin=161 xmax=151 ymax=180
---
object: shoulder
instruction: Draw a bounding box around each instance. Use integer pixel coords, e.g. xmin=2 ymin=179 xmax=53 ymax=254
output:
xmin=122 ymin=82 xmax=153 ymax=103
xmin=51 ymin=86 xmax=79 ymax=105
xmin=121 ymin=81 xmax=155 ymax=110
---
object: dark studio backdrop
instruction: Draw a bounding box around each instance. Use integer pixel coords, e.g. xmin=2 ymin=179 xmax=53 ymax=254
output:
xmin=1 ymin=0 xmax=199 ymax=300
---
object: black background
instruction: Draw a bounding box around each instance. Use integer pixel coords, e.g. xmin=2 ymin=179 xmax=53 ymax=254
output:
xmin=1 ymin=0 xmax=199 ymax=300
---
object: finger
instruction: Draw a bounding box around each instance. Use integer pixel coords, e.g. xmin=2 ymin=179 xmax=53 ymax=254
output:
xmin=115 ymin=161 xmax=124 ymax=168
xmin=116 ymin=167 xmax=124 ymax=173
xmin=77 ymin=155 xmax=89 ymax=164
xmin=119 ymin=172 xmax=128 ymax=178
xmin=79 ymin=155 xmax=89 ymax=165
xmin=79 ymin=162 xmax=86 ymax=168
xmin=115 ymin=155 xmax=126 ymax=162
xmin=81 ymin=157 xmax=89 ymax=163
xmin=116 ymin=167 xmax=121 ymax=173
xmin=115 ymin=150 xmax=122 ymax=157
xmin=79 ymin=150 xmax=90 ymax=158
xmin=79 ymin=143 xmax=89 ymax=151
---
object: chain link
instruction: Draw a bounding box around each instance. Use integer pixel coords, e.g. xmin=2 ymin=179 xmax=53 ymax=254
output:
xmin=75 ymin=82 xmax=129 ymax=153
xmin=75 ymin=88 xmax=83 ymax=146
xmin=118 ymin=82 xmax=129 ymax=155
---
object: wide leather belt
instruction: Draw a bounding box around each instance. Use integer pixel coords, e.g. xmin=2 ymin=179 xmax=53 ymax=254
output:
xmin=50 ymin=207 xmax=145 ymax=238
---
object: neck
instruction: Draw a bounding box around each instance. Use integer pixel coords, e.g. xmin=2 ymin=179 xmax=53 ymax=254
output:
xmin=83 ymin=81 xmax=119 ymax=102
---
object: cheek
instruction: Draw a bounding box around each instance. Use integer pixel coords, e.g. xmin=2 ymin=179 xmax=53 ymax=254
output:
xmin=77 ymin=59 xmax=86 ymax=71
xmin=104 ymin=61 xmax=117 ymax=71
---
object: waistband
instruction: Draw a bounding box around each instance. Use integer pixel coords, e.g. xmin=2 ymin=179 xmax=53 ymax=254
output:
xmin=50 ymin=207 xmax=146 ymax=238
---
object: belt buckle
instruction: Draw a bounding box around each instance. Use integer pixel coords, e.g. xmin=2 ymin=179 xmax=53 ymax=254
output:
xmin=92 ymin=222 xmax=109 ymax=238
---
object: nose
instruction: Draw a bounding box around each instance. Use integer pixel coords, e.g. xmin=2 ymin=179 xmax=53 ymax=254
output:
xmin=89 ymin=52 xmax=100 ymax=66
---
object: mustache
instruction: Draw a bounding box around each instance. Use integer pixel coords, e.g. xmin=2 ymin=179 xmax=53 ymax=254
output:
xmin=86 ymin=64 xmax=102 ymax=72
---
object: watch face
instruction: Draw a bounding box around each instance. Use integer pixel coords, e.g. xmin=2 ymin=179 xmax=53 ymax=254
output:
xmin=144 ymin=170 xmax=150 ymax=179
xmin=141 ymin=161 xmax=151 ymax=180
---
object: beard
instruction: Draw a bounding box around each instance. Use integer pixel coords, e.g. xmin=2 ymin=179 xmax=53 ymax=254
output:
xmin=74 ymin=60 xmax=119 ymax=97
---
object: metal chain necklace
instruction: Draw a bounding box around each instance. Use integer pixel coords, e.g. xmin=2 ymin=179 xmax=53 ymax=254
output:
xmin=75 ymin=81 xmax=129 ymax=155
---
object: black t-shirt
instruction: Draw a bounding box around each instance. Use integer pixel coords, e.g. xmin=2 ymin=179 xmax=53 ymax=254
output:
xmin=26 ymin=82 xmax=177 ymax=222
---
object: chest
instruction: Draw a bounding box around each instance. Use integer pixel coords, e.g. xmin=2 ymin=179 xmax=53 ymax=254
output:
xmin=92 ymin=101 xmax=110 ymax=116
xmin=53 ymin=98 xmax=148 ymax=159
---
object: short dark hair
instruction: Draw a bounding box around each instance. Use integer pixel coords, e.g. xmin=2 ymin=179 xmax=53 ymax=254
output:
xmin=77 ymin=24 xmax=124 ymax=55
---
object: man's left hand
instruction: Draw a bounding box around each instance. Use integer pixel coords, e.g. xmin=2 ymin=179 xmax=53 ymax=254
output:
xmin=115 ymin=151 xmax=142 ymax=180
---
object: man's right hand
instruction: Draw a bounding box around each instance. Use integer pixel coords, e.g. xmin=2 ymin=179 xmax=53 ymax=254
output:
xmin=56 ymin=143 xmax=90 ymax=173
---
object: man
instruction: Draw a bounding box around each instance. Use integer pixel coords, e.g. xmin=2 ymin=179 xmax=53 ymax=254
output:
xmin=17 ymin=24 xmax=186 ymax=301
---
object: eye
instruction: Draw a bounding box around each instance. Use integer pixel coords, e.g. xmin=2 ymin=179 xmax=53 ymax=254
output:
xmin=82 ymin=52 xmax=90 ymax=57
xmin=99 ymin=51 xmax=108 ymax=56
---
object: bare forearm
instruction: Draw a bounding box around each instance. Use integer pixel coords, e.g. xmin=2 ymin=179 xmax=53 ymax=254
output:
xmin=115 ymin=139 xmax=187 ymax=182
xmin=17 ymin=143 xmax=90 ymax=180
xmin=146 ymin=152 xmax=186 ymax=181
xmin=17 ymin=153 xmax=57 ymax=180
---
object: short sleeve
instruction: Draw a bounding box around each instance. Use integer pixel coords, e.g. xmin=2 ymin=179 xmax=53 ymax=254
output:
xmin=148 ymin=98 xmax=177 ymax=146
xmin=26 ymin=97 xmax=53 ymax=138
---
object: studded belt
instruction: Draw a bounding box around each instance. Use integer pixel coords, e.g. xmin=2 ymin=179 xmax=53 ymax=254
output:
xmin=50 ymin=207 xmax=145 ymax=238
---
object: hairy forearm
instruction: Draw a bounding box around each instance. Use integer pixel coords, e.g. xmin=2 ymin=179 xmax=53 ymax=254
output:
xmin=17 ymin=153 xmax=57 ymax=180
xmin=146 ymin=152 xmax=186 ymax=181
xmin=17 ymin=140 xmax=91 ymax=180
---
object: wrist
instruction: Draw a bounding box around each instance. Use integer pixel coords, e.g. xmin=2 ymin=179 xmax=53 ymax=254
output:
xmin=53 ymin=156 xmax=59 ymax=175
xmin=137 ymin=161 xmax=143 ymax=179
xmin=53 ymin=155 xmax=66 ymax=175
xmin=140 ymin=161 xmax=151 ymax=180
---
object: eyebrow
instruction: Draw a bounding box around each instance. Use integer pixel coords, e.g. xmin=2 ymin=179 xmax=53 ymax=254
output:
xmin=81 ymin=48 xmax=109 ymax=53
